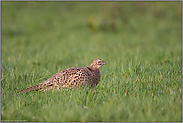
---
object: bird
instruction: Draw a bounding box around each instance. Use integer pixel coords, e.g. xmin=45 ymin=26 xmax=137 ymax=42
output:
xmin=18 ymin=59 xmax=107 ymax=93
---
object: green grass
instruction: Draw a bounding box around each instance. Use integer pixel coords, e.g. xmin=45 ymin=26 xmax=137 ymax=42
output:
xmin=1 ymin=1 xmax=182 ymax=122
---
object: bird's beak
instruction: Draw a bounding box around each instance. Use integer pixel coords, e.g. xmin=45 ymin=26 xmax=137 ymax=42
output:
xmin=103 ymin=62 xmax=107 ymax=65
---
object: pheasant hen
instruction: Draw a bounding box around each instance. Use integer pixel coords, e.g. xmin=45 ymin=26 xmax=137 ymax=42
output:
xmin=18 ymin=59 xmax=106 ymax=93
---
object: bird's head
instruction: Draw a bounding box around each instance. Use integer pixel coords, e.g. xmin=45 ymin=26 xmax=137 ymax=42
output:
xmin=89 ymin=59 xmax=107 ymax=69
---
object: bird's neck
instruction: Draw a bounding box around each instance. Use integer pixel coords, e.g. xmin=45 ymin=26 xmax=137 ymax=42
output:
xmin=88 ymin=65 xmax=100 ymax=73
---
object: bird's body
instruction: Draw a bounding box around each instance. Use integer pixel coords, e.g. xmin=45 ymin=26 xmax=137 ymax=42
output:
xmin=18 ymin=59 xmax=106 ymax=93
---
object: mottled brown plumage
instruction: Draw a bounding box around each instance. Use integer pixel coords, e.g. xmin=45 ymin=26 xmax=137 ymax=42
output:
xmin=18 ymin=59 xmax=106 ymax=93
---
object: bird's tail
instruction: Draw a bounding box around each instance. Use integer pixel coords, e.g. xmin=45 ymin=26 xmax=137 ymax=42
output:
xmin=17 ymin=83 xmax=44 ymax=94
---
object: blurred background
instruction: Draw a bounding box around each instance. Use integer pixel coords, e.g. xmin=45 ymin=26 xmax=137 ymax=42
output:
xmin=1 ymin=2 xmax=182 ymax=121
xmin=2 ymin=1 xmax=181 ymax=69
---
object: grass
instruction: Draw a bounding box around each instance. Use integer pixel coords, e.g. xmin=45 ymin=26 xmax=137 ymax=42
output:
xmin=1 ymin=1 xmax=182 ymax=122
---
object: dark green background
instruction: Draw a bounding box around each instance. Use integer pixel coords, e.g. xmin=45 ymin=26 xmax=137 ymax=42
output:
xmin=1 ymin=1 xmax=182 ymax=122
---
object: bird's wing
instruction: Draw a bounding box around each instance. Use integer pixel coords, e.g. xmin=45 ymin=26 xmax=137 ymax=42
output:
xmin=17 ymin=67 xmax=89 ymax=93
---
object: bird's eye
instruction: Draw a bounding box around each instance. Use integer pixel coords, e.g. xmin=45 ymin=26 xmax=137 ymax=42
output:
xmin=97 ymin=61 xmax=102 ymax=65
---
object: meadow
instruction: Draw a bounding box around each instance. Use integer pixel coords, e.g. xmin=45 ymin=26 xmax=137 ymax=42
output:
xmin=1 ymin=1 xmax=182 ymax=122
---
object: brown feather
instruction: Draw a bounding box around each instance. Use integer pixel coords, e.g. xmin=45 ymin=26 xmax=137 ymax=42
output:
xmin=17 ymin=59 xmax=106 ymax=93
